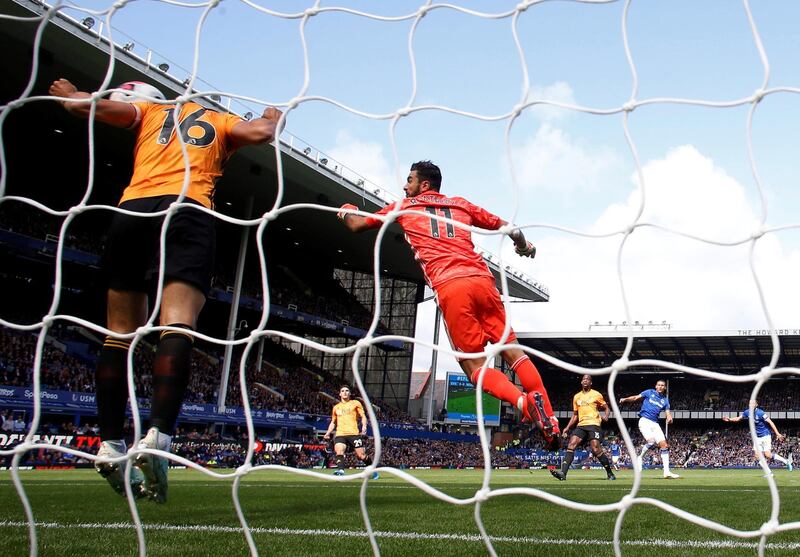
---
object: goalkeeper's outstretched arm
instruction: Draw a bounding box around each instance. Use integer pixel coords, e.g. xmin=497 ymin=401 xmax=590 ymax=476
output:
xmin=502 ymin=221 xmax=536 ymax=259
xmin=337 ymin=203 xmax=379 ymax=233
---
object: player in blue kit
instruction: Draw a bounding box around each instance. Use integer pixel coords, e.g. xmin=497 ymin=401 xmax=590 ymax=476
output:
xmin=723 ymin=401 xmax=793 ymax=475
xmin=609 ymin=439 xmax=621 ymax=471
xmin=618 ymin=380 xmax=680 ymax=479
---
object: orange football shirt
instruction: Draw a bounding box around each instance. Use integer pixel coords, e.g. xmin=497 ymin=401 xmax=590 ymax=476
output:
xmin=332 ymin=400 xmax=365 ymax=436
xmin=118 ymin=102 xmax=242 ymax=209
xmin=573 ymin=389 xmax=607 ymax=427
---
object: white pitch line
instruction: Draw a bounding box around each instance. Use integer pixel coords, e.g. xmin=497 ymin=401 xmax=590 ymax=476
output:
xmin=0 ymin=520 xmax=799 ymax=550
xmin=1 ymin=481 xmax=797 ymax=494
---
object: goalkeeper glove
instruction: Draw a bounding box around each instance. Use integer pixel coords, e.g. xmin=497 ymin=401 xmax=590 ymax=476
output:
xmin=337 ymin=203 xmax=358 ymax=221
xmin=515 ymin=241 xmax=536 ymax=258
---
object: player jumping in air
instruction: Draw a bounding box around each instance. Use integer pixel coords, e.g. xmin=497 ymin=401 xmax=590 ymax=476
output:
xmin=618 ymin=380 xmax=680 ymax=479
xmin=337 ymin=161 xmax=560 ymax=449
xmin=50 ymin=78 xmax=283 ymax=502
xmin=723 ymin=400 xmax=793 ymax=475
xmin=550 ymin=374 xmax=616 ymax=481
xmin=323 ymin=386 xmax=379 ymax=479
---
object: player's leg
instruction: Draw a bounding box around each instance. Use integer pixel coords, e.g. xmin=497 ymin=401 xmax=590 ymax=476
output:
xmin=552 ymin=433 xmax=582 ymax=480
xmin=136 ymin=199 xmax=214 ymax=502
xmin=657 ymin=439 xmax=679 ymax=478
xmin=637 ymin=418 xmax=656 ymax=470
xmin=761 ymin=437 xmax=790 ymax=469
xmin=95 ymin=289 xmax=148 ymax=497
xmin=460 ymin=358 xmax=524 ymax=411
xmin=436 ymin=280 xmax=530 ymax=422
xmin=465 ymin=276 xmax=559 ymax=447
xmin=94 ymin=202 xmax=155 ymax=497
xmin=354 ymin=443 xmax=379 ymax=479
xmin=501 ymin=347 xmax=559 ymax=442
xmin=333 ymin=441 xmax=347 ymax=475
xmin=501 ymin=347 xmax=554 ymax=417
xmin=589 ymin=435 xmax=615 ymax=479
xmin=134 ymin=280 xmax=204 ymax=503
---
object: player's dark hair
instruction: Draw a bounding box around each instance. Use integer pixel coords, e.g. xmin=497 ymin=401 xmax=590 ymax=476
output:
xmin=411 ymin=160 xmax=442 ymax=191
xmin=339 ymin=384 xmax=351 ymax=391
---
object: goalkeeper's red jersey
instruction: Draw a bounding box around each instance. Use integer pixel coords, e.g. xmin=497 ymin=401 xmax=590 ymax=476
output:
xmin=368 ymin=191 xmax=503 ymax=290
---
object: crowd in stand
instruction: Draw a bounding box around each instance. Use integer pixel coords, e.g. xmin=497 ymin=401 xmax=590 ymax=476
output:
xmin=544 ymin=379 xmax=800 ymax=413
xmin=5 ymin=421 xmax=799 ymax=470
xmin=0 ymin=325 xmax=418 ymax=425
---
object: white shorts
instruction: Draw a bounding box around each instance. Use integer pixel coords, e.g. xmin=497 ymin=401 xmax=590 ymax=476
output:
xmin=755 ymin=435 xmax=772 ymax=454
xmin=638 ymin=417 xmax=666 ymax=444
xmin=612 ymin=455 xmax=620 ymax=463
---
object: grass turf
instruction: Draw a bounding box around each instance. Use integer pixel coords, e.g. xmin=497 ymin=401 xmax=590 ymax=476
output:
xmin=1 ymin=467 xmax=800 ymax=556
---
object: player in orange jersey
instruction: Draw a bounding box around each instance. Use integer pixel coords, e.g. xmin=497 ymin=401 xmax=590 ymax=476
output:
xmin=337 ymin=160 xmax=560 ymax=450
xmin=323 ymin=385 xmax=378 ymax=478
xmin=49 ymin=78 xmax=283 ymax=502
xmin=550 ymin=374 xmax=615 ymax=481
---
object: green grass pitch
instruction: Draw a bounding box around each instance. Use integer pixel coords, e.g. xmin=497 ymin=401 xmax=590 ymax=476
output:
xmin=2 ymin=468 xmax=799 ymax=556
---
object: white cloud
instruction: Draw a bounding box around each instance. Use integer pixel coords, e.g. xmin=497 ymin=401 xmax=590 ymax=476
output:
xmin=510 ymin=122 xmax=622 ymax=193
xmin=527 ymin=81 xmax=577 ymax=122
xmin=504 ymin=145 xmax=800 ymax=332
xmin=325 ymin=130 xmax=398 ymax=194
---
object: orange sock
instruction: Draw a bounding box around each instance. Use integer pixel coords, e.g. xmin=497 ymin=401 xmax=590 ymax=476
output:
xmin=469 ymin=368 xmax=524 ymax=408
xmin=510 ymin=356 xmax=554 ymax=415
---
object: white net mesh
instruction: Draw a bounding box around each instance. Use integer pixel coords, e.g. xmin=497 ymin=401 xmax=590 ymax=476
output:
xmin=1 ymin=0 xmax=799 ymax=556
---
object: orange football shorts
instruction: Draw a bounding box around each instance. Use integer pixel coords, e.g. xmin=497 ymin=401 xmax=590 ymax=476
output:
xmin=435 ymin=274 xmax=517 ymax=358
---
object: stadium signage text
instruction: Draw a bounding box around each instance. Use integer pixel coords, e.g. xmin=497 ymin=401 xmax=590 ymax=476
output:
xmin=0 ymin=434 xmax=101 ymax=448
xmin=737 ymin=329 xmax=800 ymax=335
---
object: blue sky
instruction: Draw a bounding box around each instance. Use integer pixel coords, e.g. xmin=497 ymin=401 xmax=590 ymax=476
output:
xmin=51 ymin=0 xmax=800 ymax=373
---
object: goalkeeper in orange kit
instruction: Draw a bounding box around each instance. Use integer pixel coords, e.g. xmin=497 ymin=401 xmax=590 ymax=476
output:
xmin=337 ymin=161 xmax=560 ymax=450
xmin=323 ymin=385 xmax=379 ymax=479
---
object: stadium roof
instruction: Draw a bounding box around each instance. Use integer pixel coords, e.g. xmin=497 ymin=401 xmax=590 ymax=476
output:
xmin=1 ymin=0 xmax=547 ymax=302
xmin=516 ymin=328 xmax=800 ymax=377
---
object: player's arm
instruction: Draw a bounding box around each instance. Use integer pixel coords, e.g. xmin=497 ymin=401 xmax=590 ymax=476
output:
xmin=323 ymin=414 xmax=337 ymax=441
xmin=229 ymin=107 xmax=283 ymax=149
xmin=600 ymin=402 xmax=610 ymax=422
xmin=359 ymin=403 xmax=368 ymax=436
xmin=766 ymin=418 xmax=784 ymax=440
xmin=722 ymin=415 xmax=743 ymax=423
xmin=465 ymin=202 xmax=535 ymax=258
xmin=665 ymin=409 xmax=673 ymax=425
xmin=562 ymin=411 xmax=578 ymax=437
xmin=49 ymin=78 xmax=138 ymax=128
xmin=501 ymin=220 xmax=536 ymax=258
xmin=338 ymin=203 xmax=388 ymax=233
xmin=618 ymin=394 xmax=643 ymax=405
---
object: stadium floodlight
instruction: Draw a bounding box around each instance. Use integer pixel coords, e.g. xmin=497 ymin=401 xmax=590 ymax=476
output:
xmin=123 ymin=42 xmax=134 ymax=52
xmin=81 ymin=17 xmax=94 ymax=29
xmin=209 ymin=94 xmax=220 ymax=102
xmin=319 ymin=158 xmax=328 ymax=165
xmin=243 ymin=112 xmax=253 ymax=121
xmin=356 ymin=179 xmax=364 ymax=186
xmin=302 ymin=147 xmax=311 ymax=155
xmin=182 ymin=78 xmax=191 ymax=87
xmin=157 ymin=63 xmax=169 ymax=72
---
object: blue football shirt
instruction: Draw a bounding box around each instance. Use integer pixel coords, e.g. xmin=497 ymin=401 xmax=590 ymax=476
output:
xmin=638 ymin=389 xmax=670 ymax=422
xmin=741 ymin=408 xmax=771 ymax=438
